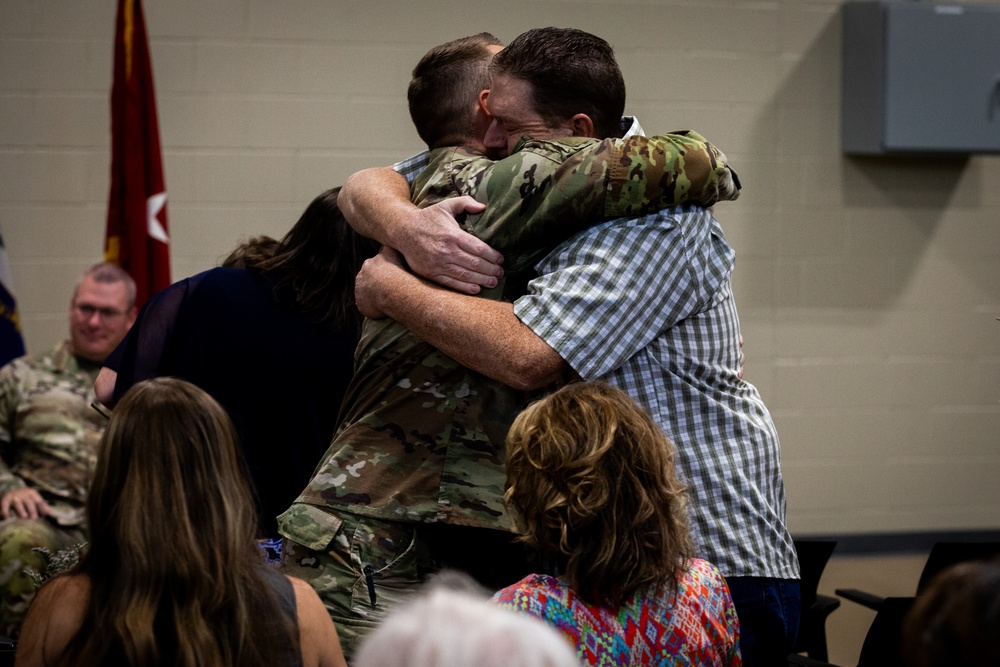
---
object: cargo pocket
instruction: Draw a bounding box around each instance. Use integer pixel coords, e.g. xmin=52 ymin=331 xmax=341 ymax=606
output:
xmin=277 ymin=503 xmax=344 ymax=551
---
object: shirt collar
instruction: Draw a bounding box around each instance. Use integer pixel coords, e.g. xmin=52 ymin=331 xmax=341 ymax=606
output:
xmin=621 ymin=115 xmax=643 ymax=137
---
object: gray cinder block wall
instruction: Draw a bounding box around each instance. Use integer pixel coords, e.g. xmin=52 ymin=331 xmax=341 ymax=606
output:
xmin=1 ymin=0 xmax=998 ymax=540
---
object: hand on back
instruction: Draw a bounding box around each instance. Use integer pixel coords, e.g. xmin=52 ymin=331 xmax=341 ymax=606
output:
xmin=397 ymin=196 xmax=503 ymax=295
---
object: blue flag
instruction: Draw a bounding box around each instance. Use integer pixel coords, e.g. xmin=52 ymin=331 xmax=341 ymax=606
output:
xmin=0 ymin=229 xmax=25 ymax=367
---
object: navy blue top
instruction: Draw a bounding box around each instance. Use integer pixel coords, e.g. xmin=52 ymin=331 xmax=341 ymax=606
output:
xmin=105 ymin=267 xmax=358 ymax=536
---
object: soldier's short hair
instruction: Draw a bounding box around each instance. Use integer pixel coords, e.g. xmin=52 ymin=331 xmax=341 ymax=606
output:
xmin=490 ymin=27 xmax=626 ymax=140
xmin=76 ymin=263 xmax=137 ymax=310
xmin=407 ymin=33 xmax=502 ymax=149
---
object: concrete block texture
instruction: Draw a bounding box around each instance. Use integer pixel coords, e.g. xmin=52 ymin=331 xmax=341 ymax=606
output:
xmin=1 ymin=0 xmax=998 ymax=537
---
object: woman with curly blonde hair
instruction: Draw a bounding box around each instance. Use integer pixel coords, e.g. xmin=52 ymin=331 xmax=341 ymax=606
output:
xmin=493 ymin=381 xmax=741 ymax=666
xmin=14 ymin=378 xmax=346 ymax=667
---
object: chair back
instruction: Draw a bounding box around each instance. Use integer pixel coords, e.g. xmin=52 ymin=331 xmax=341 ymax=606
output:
xmin=795 ymin=540 xmax=837 ymax=608
xmin=856 ymin=596 xmax=913 ymax=667
xmin=792 ymin=539 xmax=840 ymax=660
xmin=916 ymin=541 xmax=1000 ymax=593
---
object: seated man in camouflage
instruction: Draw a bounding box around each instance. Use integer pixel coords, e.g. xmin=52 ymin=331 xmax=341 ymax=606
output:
xmin=0 ymin=263 xmax=136 ymax=638
xmin=279 ymin=32 xmax=738 ymax=657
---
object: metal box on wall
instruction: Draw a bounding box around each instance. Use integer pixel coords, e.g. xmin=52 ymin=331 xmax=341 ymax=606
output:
xmin=842 ymin=1 xmax=1000 ymax=155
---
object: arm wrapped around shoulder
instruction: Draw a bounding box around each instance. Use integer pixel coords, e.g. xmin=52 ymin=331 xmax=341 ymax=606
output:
xmin=605 ymin=130 xmax=740 ymax=216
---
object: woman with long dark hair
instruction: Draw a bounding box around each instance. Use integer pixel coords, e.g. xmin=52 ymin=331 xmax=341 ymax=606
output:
xmin=95 ymin=188 xmax=378 ymax=538
xmin=15 ymin=378 xmax=346 ymax=667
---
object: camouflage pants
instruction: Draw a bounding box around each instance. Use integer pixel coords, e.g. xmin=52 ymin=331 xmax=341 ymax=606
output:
xmin=279 ymin=506 xmax=433 ymax=661
xmin=0 ymin=518 xmax=85 ymax=638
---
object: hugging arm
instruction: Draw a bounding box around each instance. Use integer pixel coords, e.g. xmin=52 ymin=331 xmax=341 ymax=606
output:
xmin=340 ymin=167 xmax=504 ymax=294
xmin=355 ymin=247 xmax=567 ymax=391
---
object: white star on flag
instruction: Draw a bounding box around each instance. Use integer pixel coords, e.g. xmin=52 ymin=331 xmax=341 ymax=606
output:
xmin=147 ymin=192 xmax=169 ymax=244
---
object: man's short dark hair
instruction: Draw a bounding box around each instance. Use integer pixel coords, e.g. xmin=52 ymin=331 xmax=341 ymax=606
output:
xmin=407 ymin=33 xmax=502 ymax=149
xmin=490 ymin=27 xmax=626 ymax=140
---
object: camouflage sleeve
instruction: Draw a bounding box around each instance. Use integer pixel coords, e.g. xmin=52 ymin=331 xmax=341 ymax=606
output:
xmin=604 ymin=130 xmax=741 ymax=217
xmin=0 ymin=361 xmax=28 ymax=497
xmin=456 ymin=131 xmax=740 ymax=273
xmin=458 ymin=137 xmax=610 ymax=263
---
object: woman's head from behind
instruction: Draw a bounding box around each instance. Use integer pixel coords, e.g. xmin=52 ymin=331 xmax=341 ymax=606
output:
xmin=902 ymin=559 xmax=1000 ymax=667
xmin=504 ymin=381 xmax=692 ymax=607
xmin=88 ymin=377 xmax=257 ymax=575
xmin=258 ymin=187 xmax=379 ymax=329
xmin=69 ymin=378 xmax=293 ymax=667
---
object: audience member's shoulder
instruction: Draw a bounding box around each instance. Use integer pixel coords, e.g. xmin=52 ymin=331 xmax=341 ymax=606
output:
xmin=684 ymin=557 xmax=728 ymax=586
xmin=193 ymin=266 xmax=251 ymax=287
xmin=671 ymin=560 xmax=737 ymax=621
xmin=17 ymin=574 xmax=90 ymax=663
xmin=287 ymin=573 xmax=321 ymax=605
xmin=34 ymin=573 xmax=89 ymax=615
xmin=287 ymin=574 xmax=328 ymax=623
xmin=0 ymin=347 xmax=52 ymax=374
xmin=494 ymin=573 xmax=565 ymax=608
xmin=137 ymin=267 xmax=224 ymax=311
xmin=178 ymin=266 xmax=264 ymax=304
xmin=0 ymin=354 xmax=29 ymax=379
xmin=286 ymin=575 xmax=347 ymax=667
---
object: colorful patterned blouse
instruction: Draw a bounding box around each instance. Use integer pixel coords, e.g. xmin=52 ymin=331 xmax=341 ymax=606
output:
xmin=493 ymin=558 xmax=740 ymax=666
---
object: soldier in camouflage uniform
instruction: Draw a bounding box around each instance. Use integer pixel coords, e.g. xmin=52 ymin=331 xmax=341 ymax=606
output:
xmin=0 ymin=263 xmax=135 ymax=638
xmin=279 ymin=34 xmax=739 ymax=657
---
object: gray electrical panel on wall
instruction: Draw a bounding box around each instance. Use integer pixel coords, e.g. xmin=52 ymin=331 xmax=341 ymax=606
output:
xmin=842 ymin=1 xmax=1000 ymax=155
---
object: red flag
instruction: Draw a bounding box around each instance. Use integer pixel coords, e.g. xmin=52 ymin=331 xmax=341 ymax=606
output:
xmin=105 ymin=0 xmax=169 ymax=308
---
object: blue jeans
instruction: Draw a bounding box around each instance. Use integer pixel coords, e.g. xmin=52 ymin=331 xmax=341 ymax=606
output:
xmin=724 ymin=577 xmax=800 ymax=667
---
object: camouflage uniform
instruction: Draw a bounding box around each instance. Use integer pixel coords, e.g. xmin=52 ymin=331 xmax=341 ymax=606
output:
xmin=0 ymin=341 xmax=104 ymax=637
xmin=280 ymin=132 xmax=739 ymax=657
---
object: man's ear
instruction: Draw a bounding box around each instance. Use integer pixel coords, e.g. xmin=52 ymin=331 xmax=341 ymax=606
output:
xmin=569 ymin=113 xmax=595 ymax=138
xmin=478 ymin=89 xmax=491 ymax=116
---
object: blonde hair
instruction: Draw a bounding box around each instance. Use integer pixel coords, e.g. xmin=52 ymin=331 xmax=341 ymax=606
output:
xmin=504 ymin=381 xmax=692 ymax=608
xmin=353 ymin=572 xmax=579 ymax=667
xmin=60 ymin=378 xmax=297 ymax=666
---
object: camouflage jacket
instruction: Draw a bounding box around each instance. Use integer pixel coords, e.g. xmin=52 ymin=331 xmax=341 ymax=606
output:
xmin=285 ymin=132 xmax=739 ymax=534
xmin=0 ymin=341 xmax=105 ymax=527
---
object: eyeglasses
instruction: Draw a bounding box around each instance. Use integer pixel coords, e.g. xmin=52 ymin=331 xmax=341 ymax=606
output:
xmin=73 ymin=304 xmax=128 ymax=321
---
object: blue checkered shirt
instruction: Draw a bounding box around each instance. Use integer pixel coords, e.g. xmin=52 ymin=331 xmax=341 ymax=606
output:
xmin=513 ymin=205 xmax=799 ymax=580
